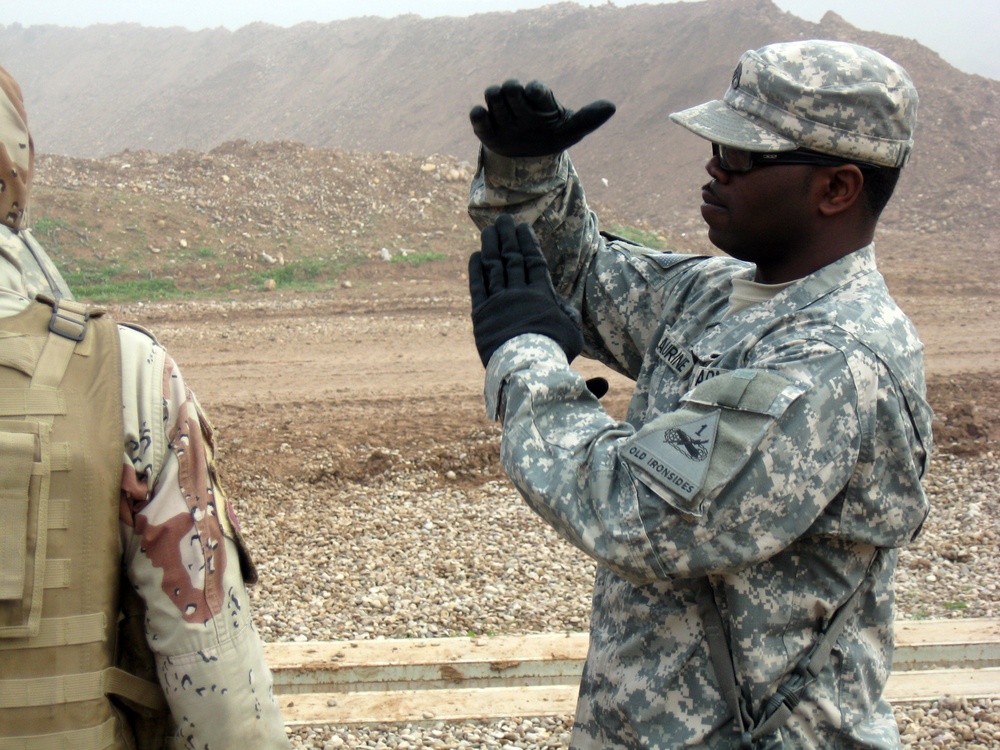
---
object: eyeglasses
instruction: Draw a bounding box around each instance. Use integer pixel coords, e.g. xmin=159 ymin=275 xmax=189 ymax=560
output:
xmin=712 ymin=143 xmax=874 ymax=172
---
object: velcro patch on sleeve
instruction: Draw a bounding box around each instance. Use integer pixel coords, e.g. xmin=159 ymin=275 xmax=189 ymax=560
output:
xmin=655 ymin=330 xmax=694 ymax=378
xmin=622 ymin=410 xmax=720 ymax=511
xmin=621 ymin=368 xmax=806 ymax=518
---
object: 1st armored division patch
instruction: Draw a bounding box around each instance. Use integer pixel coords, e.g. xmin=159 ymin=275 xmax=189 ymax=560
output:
xmin=622 ymin=410 xmax=720 ymax=513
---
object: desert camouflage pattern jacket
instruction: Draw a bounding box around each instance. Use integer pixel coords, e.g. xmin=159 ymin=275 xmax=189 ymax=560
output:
xmin=0 ymin=239 xmax=290 ymax=748
xmin=469 ymin=148 xmax=932 ymax=749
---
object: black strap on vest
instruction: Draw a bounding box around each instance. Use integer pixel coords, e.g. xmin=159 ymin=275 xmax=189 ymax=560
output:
xmin=698 ymin=548 xmax=886 ymax=748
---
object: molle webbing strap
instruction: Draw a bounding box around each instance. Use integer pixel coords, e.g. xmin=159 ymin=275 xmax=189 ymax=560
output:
xmin=31 ymin=297 xmax=89 ymax=394
xmin=41 ymin=559 xmax=70 ymax=589
xmin=0 ymin=717 xmax=116 ymax=750
xmin=49 ymin=443 xmax=70 ymax=472
xmin=104 ymin=667 xmax=168 ymax=712
xmin=0 ymin=671 xmax=108 ymax=708
xmin=0 ymin=667 xmax=166 ymax=713
xmin=0 ymin=387 xmax=64 ymax=416
xmin=46 ymin=497 xmax=69 ymax=529
xmin=0 ymin=613 xmax=106 ymax=651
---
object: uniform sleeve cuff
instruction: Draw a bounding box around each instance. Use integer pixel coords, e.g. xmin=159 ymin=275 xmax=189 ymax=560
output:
xmin=483 ymin=333 xmax=567 ymax=421
xmin=478 ymin=146 xmax=564 ymax=190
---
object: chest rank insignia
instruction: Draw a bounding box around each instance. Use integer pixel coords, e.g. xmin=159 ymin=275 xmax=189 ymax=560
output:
xmin=623 ymin=410 xmax=720 ymax=511
xmin=656 ymin=331 xmax=694 ymax=378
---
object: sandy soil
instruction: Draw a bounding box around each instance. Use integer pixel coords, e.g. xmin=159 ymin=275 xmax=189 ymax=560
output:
xmin=121 ymin=249 xmax=1000 ymax=497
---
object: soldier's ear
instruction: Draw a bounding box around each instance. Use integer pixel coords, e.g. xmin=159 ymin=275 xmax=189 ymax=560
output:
xmin=816 ymin=165 xmax=865 ymax=218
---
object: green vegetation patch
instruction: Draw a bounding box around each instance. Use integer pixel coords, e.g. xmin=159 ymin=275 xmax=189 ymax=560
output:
xmin=389 ymin=251 xmax=447 ymax=266
xmin=605 ymin=224 xmax=669 ymax=249
xmin=32 ymin=215 xmax=74 ymax=237
xmin=30 ymin=215 xmax=82 ymax=254
xmin=66 ymin=275 xmax=180 ymax=303
xmin=247 ymin=257 xmax=361 ymax=292
xmin=62 ymin=255 xmax=186 ymax=303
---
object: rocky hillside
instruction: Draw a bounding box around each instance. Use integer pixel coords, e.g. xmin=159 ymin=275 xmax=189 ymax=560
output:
xmin=4 ymin=0 xmax=998 ymax=238
xmin=28 ymin=145 xmax=482 ymax=298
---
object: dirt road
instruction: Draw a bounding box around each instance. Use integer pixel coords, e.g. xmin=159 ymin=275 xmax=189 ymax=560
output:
xmin=123 ymin=247 xmax=999 ymax=475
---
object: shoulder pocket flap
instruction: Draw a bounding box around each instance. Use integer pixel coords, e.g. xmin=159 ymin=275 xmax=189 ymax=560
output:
xmin=622 ymin=370 xmax=805 ymax=517
xmin=681 ymin=368 xmax=805 ymax=416
xmin=0 ymin=334 xmax=45 ymax=378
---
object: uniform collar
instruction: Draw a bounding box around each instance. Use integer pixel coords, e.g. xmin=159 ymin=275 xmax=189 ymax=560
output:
xmin=737 ymin=244 xmax=879 ymax=317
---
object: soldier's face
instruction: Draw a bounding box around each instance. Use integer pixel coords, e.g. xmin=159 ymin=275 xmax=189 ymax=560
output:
xmin=699 ymin=153 xmax=820 ymax=283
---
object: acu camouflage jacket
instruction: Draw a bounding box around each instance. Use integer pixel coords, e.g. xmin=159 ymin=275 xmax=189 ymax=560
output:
xmin=468 ymin=149 xmax=932 ymax=749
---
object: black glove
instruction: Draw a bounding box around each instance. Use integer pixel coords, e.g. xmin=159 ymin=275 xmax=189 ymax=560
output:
xmin=469 ymin=79 xmax=616 ymax=158
xmin=469 ymin=214 xmax=584 ymax=367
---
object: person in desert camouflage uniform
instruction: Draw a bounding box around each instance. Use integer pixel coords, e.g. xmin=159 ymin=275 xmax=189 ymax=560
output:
xmin=465 ymin=41 xmax=931 ymax=748
xmin=0 ymin=63 xmax=290 ymax=747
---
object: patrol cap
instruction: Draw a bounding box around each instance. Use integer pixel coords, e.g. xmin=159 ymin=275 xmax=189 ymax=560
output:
xmin=669 ymin=40 xmax=918 ymax=168
xmin=0 ymin=64 xmax=33 ymax=230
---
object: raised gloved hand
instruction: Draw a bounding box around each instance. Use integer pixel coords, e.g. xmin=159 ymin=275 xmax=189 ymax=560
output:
xmin=469 ymin=214 xmax=584 ymax=367
xmin=469 ymin=79 xmax=616 ymax=158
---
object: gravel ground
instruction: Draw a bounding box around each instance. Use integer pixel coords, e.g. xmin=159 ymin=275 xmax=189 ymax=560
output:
xmin=234 ymin=435 xmax=999 ymax=748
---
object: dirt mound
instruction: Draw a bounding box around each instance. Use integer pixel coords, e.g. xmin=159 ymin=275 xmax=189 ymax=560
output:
xmin=929 ymin=372 xmax=1000 ymax=456
xmin=5 ymin=0 xmax=999 ymax=235
xmin=29 ymin=145 xmax=478 ymax=296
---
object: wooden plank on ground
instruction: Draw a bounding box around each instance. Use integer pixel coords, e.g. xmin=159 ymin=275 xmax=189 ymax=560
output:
xmin=893 ymin=618 xmax=1000 ymax=670
xmin=885 ymin=667 xmax=1000 ymax=702
xmin=266 ymin=619 xmax=1000 ymax=692
xmin=266 ymin=619 xmax=1000 ymax=725
xmin=278 ymin=669 xmax=1000 ymax=726
xmin=279 ymin=684 xmax=579 ymax=726
xmin=279 ymin=669 xmax=1000 ymax=726
xmin=267 ymin=633 xmax=588 ymax=694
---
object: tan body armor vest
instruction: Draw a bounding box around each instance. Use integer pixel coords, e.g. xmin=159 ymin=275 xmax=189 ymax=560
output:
xmin=0 ymin=298 xmax=164 ymax=749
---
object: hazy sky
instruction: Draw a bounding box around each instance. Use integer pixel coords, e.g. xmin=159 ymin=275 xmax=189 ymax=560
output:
xmin=9 ymin=1 xmax=998 ymax=79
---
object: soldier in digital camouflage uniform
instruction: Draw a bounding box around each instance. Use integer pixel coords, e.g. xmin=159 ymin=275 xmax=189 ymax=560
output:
xmin=464 ymin=41 xmax=931 ymax=748
xmin=0 ymin=63 xmax=290 ymax=747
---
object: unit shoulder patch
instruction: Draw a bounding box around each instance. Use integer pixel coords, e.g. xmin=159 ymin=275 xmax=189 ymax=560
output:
xmin=622 ymin=410 xmax=721 ymax=514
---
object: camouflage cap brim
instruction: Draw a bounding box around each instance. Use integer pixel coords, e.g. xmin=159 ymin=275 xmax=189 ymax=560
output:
xmin=669 ymin=99 xmax=798 ymax=152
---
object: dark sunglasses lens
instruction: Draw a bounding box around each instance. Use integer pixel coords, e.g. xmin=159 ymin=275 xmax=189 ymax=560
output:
xmin=714 ymin=144 xmax=752 ymax=172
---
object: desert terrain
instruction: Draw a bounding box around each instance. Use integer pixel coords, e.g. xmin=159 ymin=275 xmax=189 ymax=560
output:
xmin=26 ymin=126 xmax=1000 ymax=748
xmin=8 ymin=0 xmax=999 ymax=743
xmin=121 ymin=235 xmax=1000 ymax=747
